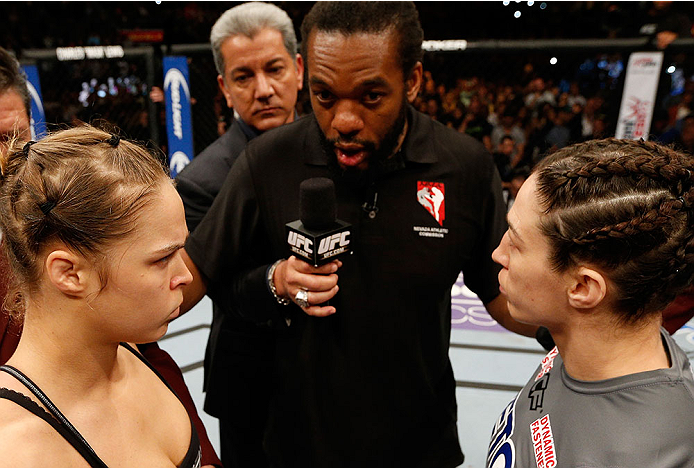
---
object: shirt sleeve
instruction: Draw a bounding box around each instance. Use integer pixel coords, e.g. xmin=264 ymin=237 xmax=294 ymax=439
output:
xmin=185 ymin=150 xmax=291 ymax=327
xmin=462 ymin=152 xmax=507 ymax=304
xmin=176 ymin=172 xmax=215 ymax=233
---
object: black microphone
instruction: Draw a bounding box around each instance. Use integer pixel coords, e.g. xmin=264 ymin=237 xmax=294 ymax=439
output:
xmin=286 ymin=178 xmax=352 ymax=267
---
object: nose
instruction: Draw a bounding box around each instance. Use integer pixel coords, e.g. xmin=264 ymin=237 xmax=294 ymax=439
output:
xmin=254 ymin=73 xmax=275 ymax=101
xmin=331 ymin=100 xmax=364 ymax=138
xmin=171 ymin=252 xmax=194 ymax=289
xmin=491 ymin=231 xmax=510 ymax=268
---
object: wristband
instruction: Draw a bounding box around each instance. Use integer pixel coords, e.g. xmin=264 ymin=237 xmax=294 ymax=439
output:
xmin=267 ymin=259 xmax=290 ymax=305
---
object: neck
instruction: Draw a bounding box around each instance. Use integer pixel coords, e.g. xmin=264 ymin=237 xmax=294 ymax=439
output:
xmin=551 ymin=313 xmax=669 ymax=381
xmin=7 ymin=296 xmax=124 ymax=399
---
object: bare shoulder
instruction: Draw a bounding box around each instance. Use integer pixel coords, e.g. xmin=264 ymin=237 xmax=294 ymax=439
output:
xmin=0 ymin=398 xmax=90 ymax=467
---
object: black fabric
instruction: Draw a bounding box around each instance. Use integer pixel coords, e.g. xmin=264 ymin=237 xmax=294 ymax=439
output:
xmin=0 ymin=385 xmax=107 ymax=467
xmin=176 ymin=118 xmax=272 ymax=467
xmin=0 ymin=344 xmax=201 ymax=468
xmin=176 ymin=119 xmax=257 ymax=232
xmin=0 ymin=365 xmax=108 ymax=468
xmin=186 ymin=106 xmax=507 ymax=467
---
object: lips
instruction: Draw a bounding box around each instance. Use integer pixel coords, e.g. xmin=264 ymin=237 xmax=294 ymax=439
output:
xmin=255 ymin=107 xmax=281 ymax=115
xmin=497 ymin=271 xmax=506 ymax=295
xmin=335 ymin=146 xmax=368 ymax=168
xmin=167 ymin=304 xmax=182 ymax=323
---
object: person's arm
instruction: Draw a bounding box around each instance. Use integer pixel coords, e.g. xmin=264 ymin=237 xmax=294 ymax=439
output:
xmin=176 ymin=174 xmax=215 ymax=234
xmin=464 ymin=139 xmax=536 ymax=338
xmin=180 ymin=249 xmax=208 ymax=315
xmin=484 ymin=293 xmax=538 ymax=337
xmin=183 ymin=150 xmax=291 ymax=327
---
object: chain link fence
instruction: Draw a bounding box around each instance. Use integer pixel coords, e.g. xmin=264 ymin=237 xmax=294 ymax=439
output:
xmin=18 ymin=38 xmax=694 ymax=158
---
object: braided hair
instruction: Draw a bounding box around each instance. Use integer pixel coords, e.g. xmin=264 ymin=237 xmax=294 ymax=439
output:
xmin=535 ymin=138 xmax=694 ymax=322
xmin=0 ymin=124 xmax=169 ymax=317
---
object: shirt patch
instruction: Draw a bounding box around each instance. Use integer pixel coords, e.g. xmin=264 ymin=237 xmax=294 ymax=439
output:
xmin=530 ymin=414 xmax=557 ymax=468
xmin=528 ymin=374 xmax=549 ymax=411
xmin=417 ymin=181 xmax=445 ymax=226
xmin=535 ymin=346 xmax=559 ymax=381
xmin=413 ymin=226 xmax=449 ymax=238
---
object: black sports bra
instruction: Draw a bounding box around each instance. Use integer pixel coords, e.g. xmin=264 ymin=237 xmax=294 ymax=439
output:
xmin=0 ymin=343 xmax=201 ymax=468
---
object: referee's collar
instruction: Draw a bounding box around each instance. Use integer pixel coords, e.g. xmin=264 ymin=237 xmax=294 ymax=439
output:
xmin=302 ymin=105 xmax=439 ymax=166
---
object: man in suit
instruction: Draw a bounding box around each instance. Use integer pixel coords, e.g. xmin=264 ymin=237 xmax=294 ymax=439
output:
xmin=174 ymin=3 xmax=303 ymax=467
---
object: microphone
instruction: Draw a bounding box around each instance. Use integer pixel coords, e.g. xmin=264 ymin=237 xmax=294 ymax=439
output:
xmin=286 ymin=178 xmax=352 ymax=267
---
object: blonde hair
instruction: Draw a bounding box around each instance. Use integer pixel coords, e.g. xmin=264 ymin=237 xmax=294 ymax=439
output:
xmin=0 ymin=124 xmax=170 ymax=317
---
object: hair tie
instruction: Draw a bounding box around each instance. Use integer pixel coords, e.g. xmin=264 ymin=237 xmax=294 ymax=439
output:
xmin=106 ymin=134 xmax=120 ymax=147
xmin=39 ymin=200 xmax=56 ymax=216
xmin=22 ymin=140 xmax=37 ymax=158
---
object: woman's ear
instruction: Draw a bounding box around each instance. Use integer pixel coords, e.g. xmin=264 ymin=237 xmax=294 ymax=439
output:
xmin=567 ymin=266 xmax=607 ymax=310
xmin=44 ymin=250 xmax=92 ymax=297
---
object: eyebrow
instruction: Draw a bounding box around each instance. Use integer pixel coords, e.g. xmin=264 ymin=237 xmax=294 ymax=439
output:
xmin=231 ymin=57 xmax=287 ymax=75
xmin=308 ymin=76 xmax=390 ymax=90
xmin=152 ymin=236 xmax=188 ymax=256
xmin=506 ymin=216 xmax=522 ymax=243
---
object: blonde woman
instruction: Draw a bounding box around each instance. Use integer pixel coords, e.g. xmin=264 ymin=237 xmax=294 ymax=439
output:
xmin=0 ymin=126 xmax=202 ymax=467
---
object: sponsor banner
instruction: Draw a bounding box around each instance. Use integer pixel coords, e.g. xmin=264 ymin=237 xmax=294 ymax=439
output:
xmin=21 ymin=65 xmax=47 ymax=140
xmin=119 ymin=29 xmax=164 ymax=43
xmin=55 ymin=45 xmax=124 ymax=61
xmin=163 ymin=56 xmax=194 ymax=178
xmin=615 ymin=51 xmax=663 ymax=140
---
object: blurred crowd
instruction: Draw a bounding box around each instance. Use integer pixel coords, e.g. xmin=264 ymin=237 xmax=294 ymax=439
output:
xmin=2 ymin=2 xmax=693 ymax=51
xmin=2 ymin=1 xmax=693 ymax=207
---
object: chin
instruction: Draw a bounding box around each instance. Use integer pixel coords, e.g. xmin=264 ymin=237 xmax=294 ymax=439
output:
xmin=252 ymin=114 xmax=289 ymax=132
xmin=507 ymin=305 xmax=538 ymax=326
xmin=147 ymin=324 xmax=170 ymax=343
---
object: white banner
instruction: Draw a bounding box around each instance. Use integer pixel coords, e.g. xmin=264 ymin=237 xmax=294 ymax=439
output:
xmin=615 ymin=51 xmax=664 ymax=140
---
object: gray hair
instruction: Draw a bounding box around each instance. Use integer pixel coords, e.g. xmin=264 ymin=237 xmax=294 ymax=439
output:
xmin=210 ymin=2 xmax=298 ymax=76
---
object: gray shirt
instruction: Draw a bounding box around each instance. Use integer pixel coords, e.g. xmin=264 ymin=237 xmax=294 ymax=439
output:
xmin=487 ymin=329 xmax=694 ymax=468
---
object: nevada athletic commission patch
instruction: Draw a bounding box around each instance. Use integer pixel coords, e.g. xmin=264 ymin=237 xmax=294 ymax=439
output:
xmin=417 ymin=181 xmax=445 ymax=226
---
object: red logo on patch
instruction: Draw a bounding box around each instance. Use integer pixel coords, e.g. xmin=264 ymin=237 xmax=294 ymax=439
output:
xmin=530 ymin=414 xmax=557 ymax=468
xmin=535 ymin=346 xmax=559 ymax=381
xmin=417 ymin=181 xmax=445 ymax=226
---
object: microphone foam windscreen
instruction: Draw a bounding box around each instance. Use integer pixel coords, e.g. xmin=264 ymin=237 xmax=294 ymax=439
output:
xmin=300 ymin=177 xmax=336 ymax=230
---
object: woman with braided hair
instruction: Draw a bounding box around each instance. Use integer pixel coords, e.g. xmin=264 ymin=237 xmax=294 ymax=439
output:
xmin=486 ymin=138 xmax=694 ymax=467
xmin=0 ymin=125 xmax=204 ymax=467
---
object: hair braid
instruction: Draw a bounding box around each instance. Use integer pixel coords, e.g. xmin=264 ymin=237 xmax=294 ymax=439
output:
xmin=536 ymin=138 xmax=694 ymax=320
xmin=573 ymin=195 xmax=686 ymax=245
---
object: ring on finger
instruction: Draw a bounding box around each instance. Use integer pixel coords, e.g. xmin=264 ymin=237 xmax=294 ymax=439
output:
xmin=295 ymin=288 xmax=310 ymax=308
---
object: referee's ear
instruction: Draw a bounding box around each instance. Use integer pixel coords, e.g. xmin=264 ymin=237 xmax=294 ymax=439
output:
xmin=405 ymin=61 xmax=423 ymax=104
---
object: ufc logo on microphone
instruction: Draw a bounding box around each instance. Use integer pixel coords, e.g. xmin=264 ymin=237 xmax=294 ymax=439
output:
xmin=318 ymin=232 xmax=350 ymax=255
xmin=287 ymin=231 xmax=313 ymax=254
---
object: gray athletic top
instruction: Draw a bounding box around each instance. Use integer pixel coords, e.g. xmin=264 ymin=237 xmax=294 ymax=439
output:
xmin=487 ymin=329 xmax=694 ymax=468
